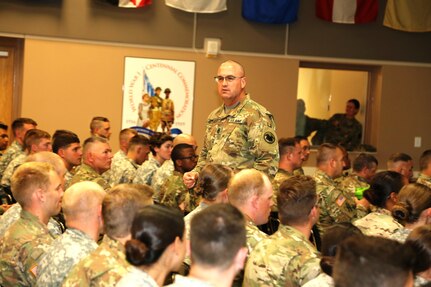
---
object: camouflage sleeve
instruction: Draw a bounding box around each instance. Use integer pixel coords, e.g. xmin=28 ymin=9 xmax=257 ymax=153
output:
xmin=193 ymin=123 xmax=211 ymax=174
xmin=285 ymin=256 xmax=321 ymax=286
xmin=61 ymin=263 xmax=91 ymax=287
xmin=327 ymin=188 xmax=362 ymax=223
xmin=346 ymin=122 xmax=362 ymax=151
xmin=248 ymin=111 xmax=279 ymax=178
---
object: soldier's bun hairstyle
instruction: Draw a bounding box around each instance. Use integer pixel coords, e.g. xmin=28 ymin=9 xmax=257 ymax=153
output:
xmin=125 ymin=205 xmax=184 ymax=266
xmin=195 ymin=164 xmax=233 ymax=201
xmin=363 ymin=171 xmax=404 ymax=208
xmin=320 ymin=223 xmax=363 ymax=276
xmin=392 ymin=183 xmax=431 ymax=224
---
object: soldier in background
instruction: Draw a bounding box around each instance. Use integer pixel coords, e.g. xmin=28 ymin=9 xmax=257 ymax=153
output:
xmin=184 ymin=60 xmax=279 ymax=188
xmin=112 ymin=128 xmax=137 ymax=163
xmin=36 ymin=182 xmax=106 ymax=287
xmin=52 ymin=130 xmax=82 ymax=187
xmin=387 ymin=152 xmax=414 ymax=182
xmin=62 ymin=184 xmax=154 ymax=286
xmin=0 ymin=122 xmax=9 ymax=157
xmin=325 ymin=99 xmax=362 ymax=151
xmin=160 ymin=143 xmax=198 ymax=213
xmin=0 ymin=162 xmax=63 ymax=286
xmin=243 ymin=176 xmax=321 ymax=287
xmin=417 ymin=149 xmax=431 ymax=188
xmin=339 ymin=153 xmax=378 ymax=199
xmin=0 ymin=117 xmax=37 ymax=177
xmin=68 ymin=137 xmax=112 ymax=190
xmin=89 ymin=116 xmax=111 ymax=140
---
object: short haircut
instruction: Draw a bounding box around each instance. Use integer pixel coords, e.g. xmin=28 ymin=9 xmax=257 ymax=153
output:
xmin=25 ymin=151 xmax=66 ymax=177
xmin=294 ymin=135 xmax=308 ymax=141
xmin=221 ymin=60 xmax=245 ymax=76
xmin=90 ymin=116 xmax=109 ymax=133
xmin=190 ymin=203 xmax=246 ymax=270
xmin=333 ymin=236 xmax=416 ymax=287
xmin=148 ymin=133 xmax=173 ymax=156
xmin=277 ymin=175 xmax=317 ymax=225
xmin=392 ymin=183 xmax=431 ymax=225
xmin=11 ymin=117 xmax=37 ymax=134
xmin=347 ymin=99 xmax=360 ymax=110
xmin=102 ymin=184 xmax=154 ymax=238
xmin=316 ymin=143 xmax=338 ymax=166
xmin=171 ymin=143 xmax=194 ymax=168
xmin=387 ymin=152 xmax=413 ymax=168
xmin=119 ymin=128 xmax=138 ymax=141
xmin=0 ymin=122 xmax=8 ymax=131
xmin=23 ymin=129 xmax=51 ymax=152
xmin=319 ymin=223 xmax=363 ymax=276
xmin=352 ymin=153 xmax=378 ymax=172
xmin=11 ymin=162 xmax=55 ymax=208
xmin=125 ymin=205 xmax=184 ymax=266
xmin=419 ymin=149 xmax=431 ymax=171
xmin=195 ymin=164 xmax=233 ymax=201
xmin=62 ymin=181 xmax=106 ymax=222
xmin=363 ymin=171 xmax=404 ymax=208
xmin=228 ymin=169 xmax=268 ymax=207
xmin=278 ymin=137 xmax=300 ymax=157
xmin=82 ymin=136 xmax=108 ymax=155
xmin=406 ymin=225 xmax=431 ymax=274
xmin=52 ymin=130 xmax=80 ymax=154
xmin=127 ymin=134 xmax=150 ymax=151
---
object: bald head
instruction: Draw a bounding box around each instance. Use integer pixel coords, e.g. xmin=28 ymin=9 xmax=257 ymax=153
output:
xmin=62 ymin=181 xmax=106 ymax=222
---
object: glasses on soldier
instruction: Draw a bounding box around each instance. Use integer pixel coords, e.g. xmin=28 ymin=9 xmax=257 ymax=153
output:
xmin=214 ymin=75 xmax=244 ymax=83
xmin=178 ymin=155 xmax=199 ymax=161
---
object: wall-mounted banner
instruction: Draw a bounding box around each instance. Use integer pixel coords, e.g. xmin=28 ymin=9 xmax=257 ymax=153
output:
xmin=122 ymin=57 xmax=195 ymax=135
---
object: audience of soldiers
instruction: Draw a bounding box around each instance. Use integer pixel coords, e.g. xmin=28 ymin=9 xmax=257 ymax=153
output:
xmin=1 ymin=61 xmax=430 ymax=287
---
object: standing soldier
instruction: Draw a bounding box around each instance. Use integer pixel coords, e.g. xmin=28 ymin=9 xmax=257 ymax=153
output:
xmin=161 ymin=88 xmax=175 ymax=134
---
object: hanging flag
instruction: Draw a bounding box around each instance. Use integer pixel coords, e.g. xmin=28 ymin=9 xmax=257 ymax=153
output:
xmin=242 ymin=0 xmax=300 ymax=24
xmin=142 ymin=71 xmax=155 ymax=96
xmin=165 ymin=0 xmax=227 ymax=13
xmin=316 ymin=0 xmax=378 ymax=24
xmin=119 ymin=0 xmax=152 ymax=8
xmin=384 ymin=0 xmax=431 ymax=32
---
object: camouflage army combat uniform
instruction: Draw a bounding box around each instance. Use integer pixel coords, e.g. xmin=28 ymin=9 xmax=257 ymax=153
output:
xmin=313 ymin=170 xmax=368 ymax=236
xmin=338 ymin=173 xmax=370 ymax=199
xmin=1 ymin=153 xmax=26 ymax=186
xmin=0 ymin=203 xmax=62 ymax=239
xmin=62 ymin=235 xmax=131 ymax=287
xmin=272 ymin=169 xmax=294 ymax=196
xmin=325 ymin=114 xmax=362 ymax=151
xmin=193 ymin=94 xmax=279 ymax=178
xmin=353 ymin=207 xmax=403 ymax=238
xmin=390 ymin=227 xmax=411 ymax=243
xmin=417 ymin=173 xmax=431 ymax=189
xmin=36 ymin=228 xmax=98 ymax=287
xmin=245 ymin=217 xmax=268 ymax=254
xmin=133 ymin=157 xmax=161 ymax=186
xmin=160 ymin=171 xmax=198 ymax=213
xmin=0 ymin=141 xmax=24 ymax=178
xmin=151 ymin=160 xmax=174 ymax=201
xmin=117 ymin=266 xmax=158 ymax=287
xmin=67 ymin=163 xmax=110 ymax=190
xmin=243 ymin=224 xmax=321 ymax=287
xmin=0 ymin=210 xmax=55 ymax=287
xmin=109 ymin=155 xmax=139 ymax=186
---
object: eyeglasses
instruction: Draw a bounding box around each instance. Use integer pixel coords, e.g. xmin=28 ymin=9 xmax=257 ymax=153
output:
xmin=179 ymin=155 xmax=199 ymax=160
xmin=214 ymin=75 xmax=244 ymax=83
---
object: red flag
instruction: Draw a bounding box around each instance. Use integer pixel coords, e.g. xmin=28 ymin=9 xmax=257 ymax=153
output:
xmin=316 ymin=0 xmax=378 ymax=24
xmin=119 ymin=0 xmax=152 ymax=8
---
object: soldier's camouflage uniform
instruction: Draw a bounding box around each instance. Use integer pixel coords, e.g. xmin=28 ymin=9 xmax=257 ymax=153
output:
xmin=108 ymin=155 xmax=139 ymax=186
xmin=272 ymin=169 xmax=294 ymax=196
xmin=62 ymin=235 xmax=131 ymax=287
xmin=116 ymin=266 xmax=158 ymax=287
xmin=313 ymin=170 xmax=368 ymax=236
xmin=133 ymin=157 xmax=161 ymax=186
xmin=160 ymin=171 xmax=198 ymax=213
xmin=243 ymin=224 xmax=321 ymax=287
xmin=417 ymin=173 xmax=431 ymax=189
xmin=0 ymin=210 xmax=55 ymax=287
xmin=338 ymin=173 xmax=370 ymax=198
xmin=0 ymin=203 xmax=62 ymax=239
xmin=193 ymin=94 xmax=279 ymax=178
xmin=245 ymin=217 xmax=268 ymax=254
xmin=36 ymin=228 xmax=98 ymax=287
xmin=353 ymin=207 xmax=403 ymax=238
xmin=151 ymin=160 xmax=174 ymax=201
xmin=1 ymin=154 xmax=26 ymax=186
xmin=0 ymin=141 xmax=24 ymax=178
xmin=390 ymin=227 xmax=411 ymax=243
xmin=67 ymin=163 xmax=110 ymax=190
xmin=302 ymin=272 xmax=334 ymax=287
xmin=325 ymin=113 xmax=362 ymax=151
